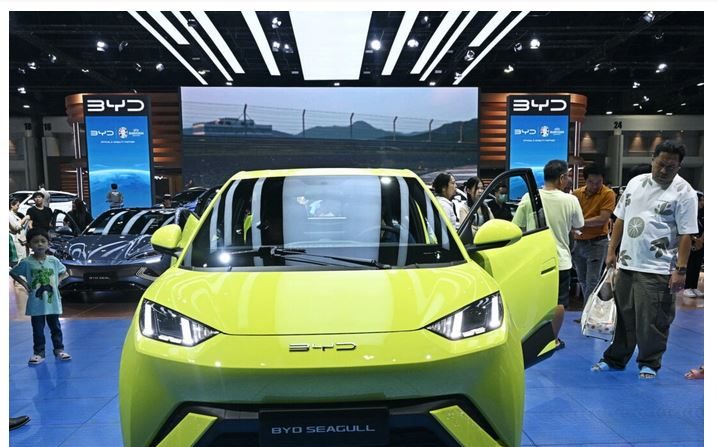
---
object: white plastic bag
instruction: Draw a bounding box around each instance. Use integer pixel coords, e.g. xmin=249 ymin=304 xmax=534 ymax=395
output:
xmin=580 ymin=267 xmax=617 ymax=342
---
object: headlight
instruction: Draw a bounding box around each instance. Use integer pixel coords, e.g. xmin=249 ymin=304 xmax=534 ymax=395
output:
xmin=427 ymin=292 xmax=503 ymax=340
xmin=139 ymin=300 xmax=218 ymax=346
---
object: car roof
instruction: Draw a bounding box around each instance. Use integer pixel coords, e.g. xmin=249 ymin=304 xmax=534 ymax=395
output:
xmin=12 ymin=190 xmax=76 ymax=195
xmin=229 ymin=167 xmax=418 ymax=181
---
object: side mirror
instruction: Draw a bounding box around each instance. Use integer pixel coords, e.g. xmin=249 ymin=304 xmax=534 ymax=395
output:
xmin=151 ymin=224 xmax=183 ymax=256
xmin=471 ymin=219 xmax=523 ymax=250
xmin=56 ymin=227 xmax=74 ymax=236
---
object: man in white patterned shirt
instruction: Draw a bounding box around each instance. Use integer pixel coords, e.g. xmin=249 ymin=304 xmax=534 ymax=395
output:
xmin=592 ymin=140 xmax=698 ymax=379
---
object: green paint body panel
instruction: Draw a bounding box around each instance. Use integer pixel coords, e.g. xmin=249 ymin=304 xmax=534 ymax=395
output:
xmin=119 ymin=168 xmax=557 ymax=447
xmin=431 ymin=405 xmax=504 ymax=447
xmin=156 ymin=413 xmax=216 ymax=447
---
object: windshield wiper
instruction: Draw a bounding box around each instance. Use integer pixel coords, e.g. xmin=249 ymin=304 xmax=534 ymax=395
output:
xmin=221 ymin=246 xmax=390 ymax=269
xmin=271 ymin=247 xmax=391 ymax=269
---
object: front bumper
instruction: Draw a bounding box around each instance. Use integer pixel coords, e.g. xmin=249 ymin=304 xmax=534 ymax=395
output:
xmin=151 ymin=397 xmax=501 ymax=447
xmin=60 ymin=263 xmax=162 ymax=293
xmin=120 ymin=314 xmax=525 ymax=447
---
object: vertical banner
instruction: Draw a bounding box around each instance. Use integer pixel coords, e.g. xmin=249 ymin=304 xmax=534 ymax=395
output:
xmin=83 ymin=95 xmax=153 ymax=217
xmin=507 ymin=95 xmax=570 ymax=198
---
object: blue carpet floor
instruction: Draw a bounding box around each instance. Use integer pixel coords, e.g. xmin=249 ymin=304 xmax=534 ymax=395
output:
xmin=9 ymin=309 xmax=704 ymax=446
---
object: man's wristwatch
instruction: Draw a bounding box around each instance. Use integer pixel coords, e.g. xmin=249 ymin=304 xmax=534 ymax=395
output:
xmin=675 ymin=266 xmax=688 ymax=275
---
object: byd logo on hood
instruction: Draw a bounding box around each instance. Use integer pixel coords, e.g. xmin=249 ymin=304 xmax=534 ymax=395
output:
xmin=86 ymin=98 xmax=145 ymax=113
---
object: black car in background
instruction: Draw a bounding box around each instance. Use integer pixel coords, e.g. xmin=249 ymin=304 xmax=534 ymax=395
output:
xmin=52 ymin=207 xmax=188 ymax=301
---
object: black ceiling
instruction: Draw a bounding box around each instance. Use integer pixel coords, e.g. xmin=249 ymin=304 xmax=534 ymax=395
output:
xmin=9 ymin=11 xmax=704 ymax=117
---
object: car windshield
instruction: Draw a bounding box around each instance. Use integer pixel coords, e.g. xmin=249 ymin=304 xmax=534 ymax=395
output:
xmin=184 ymin=174 xmax=465 ymax=270
xmin=85 ymin=209 xmax=176 ymax=236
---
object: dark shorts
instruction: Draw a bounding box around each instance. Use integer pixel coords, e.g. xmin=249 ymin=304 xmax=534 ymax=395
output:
xmin=558 ymin=269 xmax=571 ymax=307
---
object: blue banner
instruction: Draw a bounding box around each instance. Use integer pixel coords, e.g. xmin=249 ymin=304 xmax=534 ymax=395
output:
xmin=84 ymin=114 xmax=153 ymax=216
xmin=507 ymin=95 xmax=570 ymax=199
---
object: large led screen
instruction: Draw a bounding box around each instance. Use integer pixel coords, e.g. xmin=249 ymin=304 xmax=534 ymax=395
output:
xmin=84 ymin=97 xmax=153 ymax=216
xmin=507 ymin=95 xmax=570 ymax=199
xmin=180 ymin=87 xmax=479 ymax=187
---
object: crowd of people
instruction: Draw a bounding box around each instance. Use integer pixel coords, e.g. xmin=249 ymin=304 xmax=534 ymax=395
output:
xmin=432 ymin=139 xmax=704 ymax=380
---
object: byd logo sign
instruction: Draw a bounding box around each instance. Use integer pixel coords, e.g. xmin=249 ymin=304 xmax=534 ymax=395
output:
xmin=86 ymin=98 xmax=145 ymax=113
xmin=511 ymin=98 xmax=568 ymax=113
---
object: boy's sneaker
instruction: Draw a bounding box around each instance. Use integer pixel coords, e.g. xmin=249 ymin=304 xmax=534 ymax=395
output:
xmin=54 ymin=351 xmax=72 ymax=361
xmin=28 ymin=354 xmax=45 ymax=365
xmin=694 ymin=289 xmax=704 ymax=297
xmin=683 ymin=289 xmax=697 ymax=298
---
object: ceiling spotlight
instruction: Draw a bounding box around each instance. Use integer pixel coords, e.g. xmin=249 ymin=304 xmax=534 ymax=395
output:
xmin=642 ymin=11 xmax=655 ymax=23
xmin=225 ymin=81 xmax=233 ymax=86
xmin=529 ymin=38 xmax=541 ymax=49
xmin=155 ymin=62 xmax=165 ymax=72
xmin=47 ymin=53 xmax=57 ymax=64
xmin=81 ymin=68 xmax=89 ymax=73
xmin=513 ymin=42 xmax=523 ymax=52
xmin=609 ymin=66 xmax=617 ymax=73
xmin=504 ymin=64 xmax=514 ymax=73
xmin=606 ymin=111 xmax=613 ymax=115
xmin=271 ymin=41 xmax=281 ymax=52
xmin=464 ymin=50 xmax=476 ymax=62
xmin=333 ymin=82 xmax=340 ymax=86
xmin=118 ymin=41 xmax=129 ymax=52
xmin=697 ymin=82 xmax=704 ymax=86
xmin=17 ymin=87 xmax=26 ymax=94
xmin=282 ymin=43 xmax=294 ymax=54
xmin=198 ymin=69 xmax=210 ymax=75
xmin=271 ymin=17 xmax=282 ymax=29
xmin=17 ymin=67 xmax=26 ymax=74
xmin=407 ymin=38 xmax=419 ymax=48
xmin=187 ymin=18 xmax=199 ymax=28
xmin=96 ymin=40 xmax=107 ymax=52
xmin=666 ymin=112 xmax=673 ymax=116
xmin=27 ymin=61 xmax=37 ymax=70
xmin=454 ymin=72 xmax=462 ymax=80
xmin=421 ymin=15 xmax=430 ymax=26
xmin=643 ymin=95 xmax=650 ymax=102
xmin=429 ymin=81 xmax=436 ymax=86
xmin=593 ymin=63 xmax=602 ymax=72
xmin=134 ymin=62 xmax=142 ymax=72
xmin=291 ymin=70 xmax=300 ymax=75
xmin=656 ymin=63 xmax=667 ymax=72
xmin=633 ymin=103 xmax=639 ymax=107
xmin=23 ymin=104 xmax=31 ymax=109
xmin=654 ymin=32 xmax=664 ymax=40
xmin=657 ymin=109 xmax=663 ymax=112
xmin=633 ymin=81 xmax=641 ymax=88
xmin=370 ymin=39 xmax=382 ymax=51
xmin=681 ymin=102 xmax=687 ymax=106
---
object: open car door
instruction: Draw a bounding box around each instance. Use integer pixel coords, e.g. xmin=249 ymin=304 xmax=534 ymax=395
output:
xmin=459 ymin=168 xmax=559 ymax=368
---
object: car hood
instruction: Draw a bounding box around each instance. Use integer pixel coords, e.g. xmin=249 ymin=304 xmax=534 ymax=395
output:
xmin=145 ymin=263 xmax=497 ymax=335
xmin=57 ymin=234 xmax=156 ymax=265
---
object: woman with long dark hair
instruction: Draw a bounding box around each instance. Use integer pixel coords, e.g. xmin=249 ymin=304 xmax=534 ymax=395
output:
xmin=66 ymin=199 xmax=93 ymax=235
xmin=432 ymin=172 xmax=459 ymax=229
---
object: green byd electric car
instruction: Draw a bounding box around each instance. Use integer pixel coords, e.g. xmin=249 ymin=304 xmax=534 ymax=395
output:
xmin=119 ymin=168 xmax=559 ymax=447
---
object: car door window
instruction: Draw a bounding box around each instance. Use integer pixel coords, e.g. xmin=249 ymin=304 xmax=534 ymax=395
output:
xmin=458 ymin=169 xmax=546 ymax=243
